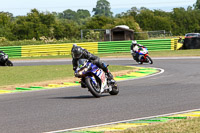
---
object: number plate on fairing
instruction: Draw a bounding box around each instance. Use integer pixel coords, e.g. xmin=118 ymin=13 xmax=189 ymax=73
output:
xmin=95 ymin=69 xmax=107 ymax=90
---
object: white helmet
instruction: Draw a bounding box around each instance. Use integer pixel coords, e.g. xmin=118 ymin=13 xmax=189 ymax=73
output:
xmin=73 ymin=44 xmax=77 ymax=47
xmin=132 ymin=40 xmax=137 ymax=45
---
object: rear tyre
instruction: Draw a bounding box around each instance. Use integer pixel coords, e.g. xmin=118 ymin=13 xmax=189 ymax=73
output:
xmin=146 ymin=56 xmax=153 ymax=64
xmin=109 ymin=83 xmax=119 ymax=95
xmin=85 ymin=77 xmax=101 ymax=98
xmin=5 ymin=60 xmax=13 ymax=66
xmin=137 ymin=61 xmax=143 ymax=64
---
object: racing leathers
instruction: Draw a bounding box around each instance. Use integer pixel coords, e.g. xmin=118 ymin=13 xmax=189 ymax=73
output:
xmin=130 ymin=43 xmax=143 ymax=62
xmin=71 ymin=46 xmax=113 ymax=82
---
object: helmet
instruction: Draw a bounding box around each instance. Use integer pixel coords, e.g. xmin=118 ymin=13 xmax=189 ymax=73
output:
xmin=71 ymin=46 xmax=83 ymax=58
xmin=73 ymin=43 xmax=77 ymax=47
xmin=132 ymin=40 xmax=137 ymax=45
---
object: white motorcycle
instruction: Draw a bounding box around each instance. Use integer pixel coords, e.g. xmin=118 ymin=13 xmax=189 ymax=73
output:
xmin=133 ymin=47 xmax=153 ymax=64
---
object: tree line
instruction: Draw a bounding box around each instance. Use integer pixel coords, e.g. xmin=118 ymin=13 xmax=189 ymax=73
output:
xmin=1 ymin=0 xmax=200 ymax=42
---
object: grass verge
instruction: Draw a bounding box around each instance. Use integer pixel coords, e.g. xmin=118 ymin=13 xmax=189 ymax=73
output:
xmin=118 ymin=117 xmax=200 ymax=133
xmin=0 ymin=65 xmax=134 ymax=87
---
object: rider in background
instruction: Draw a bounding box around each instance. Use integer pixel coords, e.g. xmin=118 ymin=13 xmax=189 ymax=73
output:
xmin=71 ymin=44 xmax=113 ymax=80
xmin=0 ymin=51 xmax=5 ymax=60
xmin=130 ymin=40 xmax=144 ymax=62
xmin=178 ymin=36 xmax=184 ymax=43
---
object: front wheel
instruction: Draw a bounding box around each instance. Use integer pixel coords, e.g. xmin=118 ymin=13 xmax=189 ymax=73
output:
xmin=5 ymin=60 xmax=13 ymax=66
xmin=146 ymin=56 xmax=153 ymax=64
xmin=85 ymin=77 xmax=101 ymax=98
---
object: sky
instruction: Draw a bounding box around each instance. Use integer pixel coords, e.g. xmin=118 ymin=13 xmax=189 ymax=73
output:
xmin=0 ymin=0 xmax=197 ymax=16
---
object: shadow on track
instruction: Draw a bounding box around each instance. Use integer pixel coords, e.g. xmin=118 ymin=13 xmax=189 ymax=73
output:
xmin=48 ymin=95 xmax=109 ymax=99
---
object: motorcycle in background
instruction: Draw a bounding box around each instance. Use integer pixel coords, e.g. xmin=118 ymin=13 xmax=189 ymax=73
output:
xmin=75 ymin=59 xmax=119 ymax=98
xmin=0 ymin=51 xmax=13 ymax=66
xmin=133 ymin=47 xmax=153 ymax=64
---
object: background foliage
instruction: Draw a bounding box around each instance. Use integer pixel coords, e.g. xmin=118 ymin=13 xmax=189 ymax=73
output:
xmin=0 ymin=0 xmax=200 ymax=46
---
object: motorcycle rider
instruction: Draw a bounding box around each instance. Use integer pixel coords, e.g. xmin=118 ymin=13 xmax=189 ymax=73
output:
xmin=0 ymin=51 xmax=5 ymax=62
xmin=71 ymin=44 xmax=114 ymax=85
xmin=130 ymin=40 xmax=143 ymax=62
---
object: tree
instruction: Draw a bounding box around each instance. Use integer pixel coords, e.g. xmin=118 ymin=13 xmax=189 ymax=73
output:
xmin=0 ymin=12 xmax=15 ymax=40
xmin=85 ymin=15 xmax=113 ymax=29
xmin=77 ymin=9 xmax=91 ymax=19
xmin=126 ymin=7 xmax=139 ymax=18
xmin=12 ymin=9 xmax=56 ymax=40
xmin=92 ymin=0 xmax=113 ymax=17
xmin=194 ymin=0 xmax=200 ymax=10
xmin=58 ymin=9 xmax=77 ymax=21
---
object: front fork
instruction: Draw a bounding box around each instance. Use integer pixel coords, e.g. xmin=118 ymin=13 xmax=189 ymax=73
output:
xmin=88 ymin=76 xmax=98 ymax=87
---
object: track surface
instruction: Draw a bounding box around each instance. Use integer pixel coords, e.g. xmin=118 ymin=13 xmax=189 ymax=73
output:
xmin=0 ymin=57 xmax=200 ymax=133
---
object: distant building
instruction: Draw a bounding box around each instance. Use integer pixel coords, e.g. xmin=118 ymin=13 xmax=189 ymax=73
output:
xmin=104 ymin=25 xmax=134 ymax=41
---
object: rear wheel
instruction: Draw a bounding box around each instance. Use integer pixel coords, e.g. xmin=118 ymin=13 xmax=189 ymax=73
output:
xmin=85 ymin=77 xmax=101 ymax=98
xmin=5 ymin=60 xmax=13 ymax=66
xmin=109 ymin=83 xmax=119 ymax=95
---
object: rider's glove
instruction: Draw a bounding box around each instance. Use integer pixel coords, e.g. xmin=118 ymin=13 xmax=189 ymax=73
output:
xmin=74 ymin=72 xmax=78 ymax=77
xmin=132 ymin=53 xmax=136 ymax=56
xmin=73 ymin=67 xmax=77 ymax=71
xmin=130 ymin=50 xmax=134 ymax=54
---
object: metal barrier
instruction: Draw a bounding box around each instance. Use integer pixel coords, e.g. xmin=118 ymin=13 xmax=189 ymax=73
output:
xmin=0 ymin=39 xmax=174 ymax=57
xmin=0 ymin=46 xmax=21 ymax=57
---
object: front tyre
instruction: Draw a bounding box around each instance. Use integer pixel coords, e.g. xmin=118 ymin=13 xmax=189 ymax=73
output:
xmin=109 ymin=83 xmax=119 ymax=95
xmin=85 ymin=77 xmax=101 ymax=98
xmin=146 ymin=56 xmax=153 ymax=64
xmin=5 ymin=60 xmax=13 ymax=66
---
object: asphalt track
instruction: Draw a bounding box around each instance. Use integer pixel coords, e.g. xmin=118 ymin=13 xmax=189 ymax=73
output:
xmin=0 ymin=57 xmax=200 ymax=133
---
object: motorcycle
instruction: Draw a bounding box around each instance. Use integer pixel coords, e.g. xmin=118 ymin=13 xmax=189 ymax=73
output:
xmin=0 ymin=51 xmax=13 ymax=66
xmin=75 ymin=59 xmax=119 ymax=98
xmin=133 ymin=47 xmax=153 ymax=64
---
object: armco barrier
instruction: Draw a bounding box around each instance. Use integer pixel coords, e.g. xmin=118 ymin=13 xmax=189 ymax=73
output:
xmin=137 ymin=39 xmax=171 ymax=51
xmin=0 ymin=46 xmax=21 ymax=57
xmin=98 ymin=41 xmax=131 ymax=53
xmin=21 ymin=42 xmax=98 ymax=57
xmin=98 ymin=39 xmax=172 ymax=54
xmin=21 ymin=44 xmax=71 ymax=57
xmin=1 ymin=39 xmax=173 ymax=57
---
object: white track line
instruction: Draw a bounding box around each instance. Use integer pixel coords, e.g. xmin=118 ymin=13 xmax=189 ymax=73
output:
xmin=0 ymin=67 xmax=164 ymax=96
xmin=13 ymin=56 xmax=200 ymax=63
xmin=117 ymin=67 xmax=164 ymax=83
xmin=45 ymin=108 xmax=200 ymax=133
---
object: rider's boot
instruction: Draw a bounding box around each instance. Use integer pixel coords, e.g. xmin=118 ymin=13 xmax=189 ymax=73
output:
xmin=81 ymin=79 xmax=87 ymax=88
xmin=101 ymin=63 xmax=113 ymax=80
xmin=135 ymin=53 xmax=140 ymax=62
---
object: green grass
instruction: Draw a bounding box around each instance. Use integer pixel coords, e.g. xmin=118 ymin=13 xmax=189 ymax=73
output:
xmin=122 ymin=117 xmax=200 ymax=133
xmin=0 ymin=65 xmax=133 ymax=87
